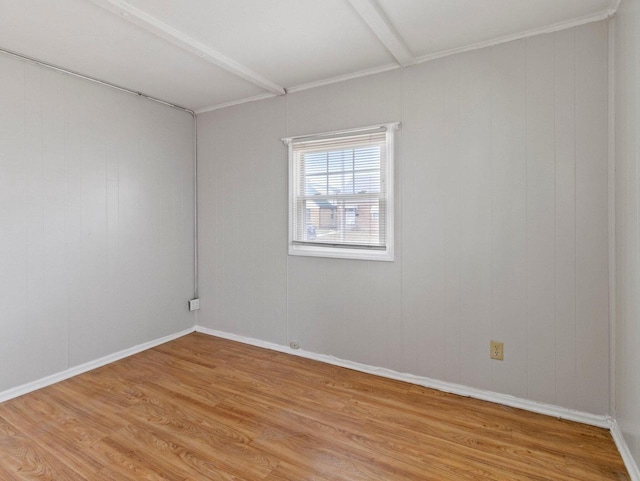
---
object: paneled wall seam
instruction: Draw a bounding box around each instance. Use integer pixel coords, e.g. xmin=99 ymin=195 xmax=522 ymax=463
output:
xmin=399 ymin=66 xmax=405 ymax=374
xmin=572 ymin=26 xmax=579 ymax=408
xmin=608 ymin=16 xmax=617 ymax=416
xmin=552 ymin=32 xmax=559 ymax=407
xmin=524 ymin=37 xmax=530 ymax=402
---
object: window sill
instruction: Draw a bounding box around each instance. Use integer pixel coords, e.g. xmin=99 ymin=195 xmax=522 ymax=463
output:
xmin=288 ymin=244 xmax=394 ymax=262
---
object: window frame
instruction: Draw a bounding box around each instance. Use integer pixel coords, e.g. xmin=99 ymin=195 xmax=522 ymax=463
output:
xmin=283 ymin=123 xmax=398 ymax=262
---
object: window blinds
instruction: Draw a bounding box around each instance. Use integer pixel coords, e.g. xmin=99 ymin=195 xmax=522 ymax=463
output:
xmin=290 ymin=127 xmax=389 ymax=251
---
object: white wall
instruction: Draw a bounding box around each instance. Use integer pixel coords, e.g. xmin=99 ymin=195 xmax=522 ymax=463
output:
xmin=0 ymin=54 xmax=195 ymax=392
xmin=198 ymin=22 xmax=610 ymax=415
xmin=615 ymin=0 xmax=640 ymax=468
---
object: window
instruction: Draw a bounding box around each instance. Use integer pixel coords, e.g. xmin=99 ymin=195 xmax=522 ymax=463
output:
xmin=283 ymin=123 xmax=398 ymax=261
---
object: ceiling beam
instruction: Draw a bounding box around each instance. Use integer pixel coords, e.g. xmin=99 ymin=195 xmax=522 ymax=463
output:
xmin=347 ymin=0 xmax=415 ymax=68
xmin=89 ymin=0 xmax=286 ymax=95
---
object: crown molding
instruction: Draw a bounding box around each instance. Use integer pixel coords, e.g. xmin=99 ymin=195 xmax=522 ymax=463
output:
xmin=195 ymin=63 xmax=400 ymax=113
xmin=286 ymin=62 xmax=400 ymax=94
xmin=195 ymin=93 xmax=278 ymax=114
xmin=193 ymin=9 xmax=612 ymax=115
xmin=415 ymin=8 xmax=614 ymax=65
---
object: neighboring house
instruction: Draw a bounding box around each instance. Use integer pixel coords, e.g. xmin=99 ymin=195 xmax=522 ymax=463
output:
xmin=306 ymin=199 xmax=379 ymax=243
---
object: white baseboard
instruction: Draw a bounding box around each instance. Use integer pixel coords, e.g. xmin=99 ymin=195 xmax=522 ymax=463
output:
xmin=3 ymin=323 xmax=636 ymax=478
xmin=0 ymin=327 xmax=195 ymax=403
xmin=610 ymin=419 xmax=640 ymax=481
xmin=194 ymin=325 xmax=609 ymax=428
xmin=197 ymin=326 xmax=640 ymax=477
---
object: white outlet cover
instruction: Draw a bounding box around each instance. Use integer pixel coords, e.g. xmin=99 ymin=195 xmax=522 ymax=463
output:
xmin=189 ymin=298 xmax=200 ymax=311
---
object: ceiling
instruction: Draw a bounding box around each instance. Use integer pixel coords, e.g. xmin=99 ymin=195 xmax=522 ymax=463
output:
xmin=0 ymin=0 xmax=618 ymax=113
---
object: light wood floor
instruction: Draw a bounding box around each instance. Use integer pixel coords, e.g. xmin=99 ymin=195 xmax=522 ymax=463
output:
xmin=0 ymin=333 xmax=629 ymax=480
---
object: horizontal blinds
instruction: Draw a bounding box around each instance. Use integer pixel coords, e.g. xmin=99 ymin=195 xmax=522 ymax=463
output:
xmin=291 ymin=129 xmax=388 ymax=249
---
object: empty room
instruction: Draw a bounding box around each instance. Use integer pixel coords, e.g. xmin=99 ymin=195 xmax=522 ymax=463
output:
xmin=1 ymin=0 xmax=639 ymax=479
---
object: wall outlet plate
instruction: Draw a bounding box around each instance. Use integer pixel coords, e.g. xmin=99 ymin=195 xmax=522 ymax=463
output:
xmin=189 ymin=298 xmax=200 ymax=311
xmin=490 ymin=340 xmax=504 ymax=360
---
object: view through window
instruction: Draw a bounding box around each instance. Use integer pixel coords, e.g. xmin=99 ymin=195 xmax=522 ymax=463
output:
xmin=302 ymin=143 xmax=382 ymax=246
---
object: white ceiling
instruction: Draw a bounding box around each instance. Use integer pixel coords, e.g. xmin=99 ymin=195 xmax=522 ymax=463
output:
xmin=0 ymin=0 xmax=617 ymax=112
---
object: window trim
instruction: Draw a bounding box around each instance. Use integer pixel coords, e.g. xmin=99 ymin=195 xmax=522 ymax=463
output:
xmin=283 ymin=122 xmax=398 ymax=262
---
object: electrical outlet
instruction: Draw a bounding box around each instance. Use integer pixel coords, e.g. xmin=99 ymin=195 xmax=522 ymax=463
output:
xmin=188 ymin=298 xmax=200 ymax=311
xmin=490 ymin=340 xmax=504 ymax=360
xmin=289 ymin=341 xmax=300 ymax=350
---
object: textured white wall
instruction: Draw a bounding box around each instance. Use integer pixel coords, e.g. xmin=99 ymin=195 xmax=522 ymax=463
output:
xmin=0 ymin=54 xmax=195 ymax=392
xmin=198 ymin=22 xmax=610 ymax=415
xmin=615 ymin=0 xmax=640 ymax=467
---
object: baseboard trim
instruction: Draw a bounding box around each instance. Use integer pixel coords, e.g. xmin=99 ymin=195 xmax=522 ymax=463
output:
xmin=194 ymin=325 xmax=609 ymax=428
xmin=610 ymin=419 xmax=640 ymax=481
xmin=0 ymin=327 xmax=196 ymax=403
xmin=3 ymin=324 xmax=632 ymax=476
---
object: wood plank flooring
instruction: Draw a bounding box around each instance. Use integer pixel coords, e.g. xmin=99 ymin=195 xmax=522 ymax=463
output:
xmin=0 ymin=333 xmax=629 ymax=480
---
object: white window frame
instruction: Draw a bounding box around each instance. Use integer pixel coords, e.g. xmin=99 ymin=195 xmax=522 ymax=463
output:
xmin=283 ymin=122 xmax=398 ymax=262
